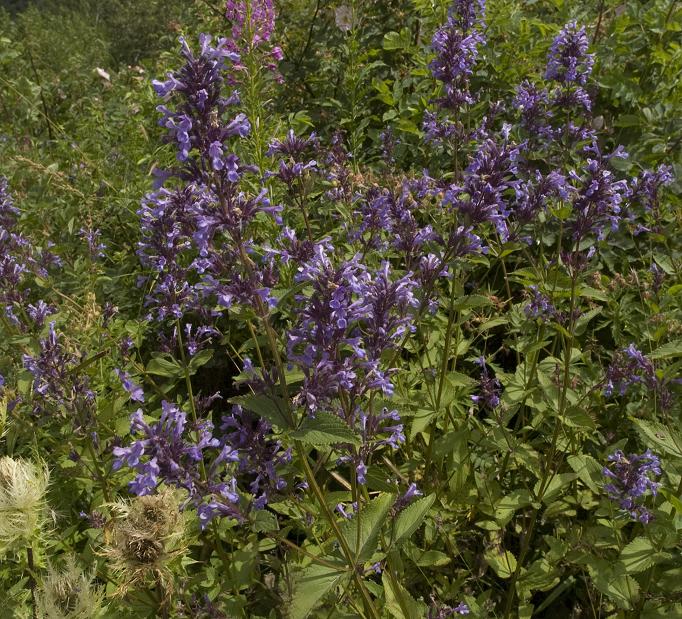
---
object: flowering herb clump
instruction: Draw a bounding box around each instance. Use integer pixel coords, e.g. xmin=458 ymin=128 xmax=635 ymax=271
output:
xmin=0 ymin=0 xmax=680 ymax=616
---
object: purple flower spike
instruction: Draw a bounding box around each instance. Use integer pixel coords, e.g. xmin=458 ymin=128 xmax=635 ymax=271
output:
xmin=429 ymin=0 xmax=485 ymax=110
xmin=603 ymin=449 xmax=661 ymax=523
xmin=544 ymin=22 xmax=594 ymax=86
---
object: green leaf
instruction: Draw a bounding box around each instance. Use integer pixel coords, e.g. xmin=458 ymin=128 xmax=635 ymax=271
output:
xmin=517 ymin=558 xmax=560 ymax=596
xmin=288 ymin=561 xmax=348 ymax=619
xmin=391 ymin=494 xmax=435 ymax=547
xmin=567 ymin=454 xmax=603 ymax=493
xmin=187 ymin=348 xmax=214 ymax=373
xmin=484 ymin=548 xmax=517 ymax=579
xmin=411 ymin=548 xmax=451 ymax=567
xmin=452 ymin=294 xmax=492 ymax=310
xmin=339 ymin=493 xmax=394 ymax=562
xmin=649 ymin=339 xmax=682 ymax=360
xmin=231 ymin=394 xmax=292 ymax=429
xmin=633 ymin=419 xmax=682 ymax=459
xmin=494 ymin=489 xmax=533 ymax=526
xmin=382 ymin=572 xmax=425 ymax=619
xmin=291 ymin=411 xmax=360 ymax=446
xmin=146 ymin=354 xmax=184 ymax=379
xmin=536 ymin=473 xmax=577 ymax=503
xmin=584 ymin=557 xmax=639 ymax=609
xmin=620 ymin=537 xmax=658 ymax=574
xmin=251 ymin=510 xmax=279 ymax=533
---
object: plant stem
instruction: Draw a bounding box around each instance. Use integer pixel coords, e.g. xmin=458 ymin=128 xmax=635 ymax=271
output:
xmin=27 ymin=545 xmax=38 ymax=619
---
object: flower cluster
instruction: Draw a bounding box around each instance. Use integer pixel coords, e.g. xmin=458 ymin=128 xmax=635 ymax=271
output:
xmin=286 ymin=246 xmax=420 ymax=481
xmin=569 ymin=145 xmax=629 ymax=242
xmin=220 ymin=405 xmax=291 ymax=509
xmin=225 ymin=0 xmax=283 ymax=75
xmin=428 ymin=0 xmax=485 ymax=110
xmin=288 ymin=247 xmax=418 ymax=414
xmin=22 ymin=322 xmax=95 ymax=422
xmin=0 ymin=178 xmax=59 ymax=331
xmin=603 ymin=449 xmax=661 ymax=523
xmin=471 ymin=356 xmax=501 ymax=409
xmin=113 ymin=403 xmax=242 ymax=528
xmin=544 ymin=22 xmax=594 ymax=86
xmin=604 ymin=344 xmax=657 ymax=397
xmin=141 ymin=35 xmax=282 ymax=323
xmin=443 ymin=136 xmax=520 ymax=241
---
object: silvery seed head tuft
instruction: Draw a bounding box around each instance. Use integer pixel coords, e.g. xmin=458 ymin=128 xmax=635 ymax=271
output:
xmin=0 ymin=456 xmax=50 ymax=553
xmin=37 ymin=555 xmax=105 ymax=619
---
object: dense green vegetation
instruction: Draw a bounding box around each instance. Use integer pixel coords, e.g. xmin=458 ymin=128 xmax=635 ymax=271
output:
xmin=0 ymin=0 xmax=680 ymax=617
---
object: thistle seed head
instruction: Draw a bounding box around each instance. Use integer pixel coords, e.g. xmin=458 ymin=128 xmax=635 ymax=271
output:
xmin=102 ymin=489 xmax=186 ymax=596
xmin=37 ymin=555 xmax=105 ymax=619
xmin=0 ymin=456 xmax=49 ymax=552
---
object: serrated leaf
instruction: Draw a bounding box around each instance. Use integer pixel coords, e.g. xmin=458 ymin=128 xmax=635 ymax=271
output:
xmin=633 ymin=419 xmax=682 ymax=459
xmin=392 ymin=494 xmax=435 ymax=547
xmin=231 ymin=394 xmax=292 ymax=429
xmin=288 ymin=560 xmax=348 ymax=619
xmin=291 ymin=411 xmax=360 ymax=446
xmin=584 ymin=557 xmax=639 ymax=609
xmin=620 ymin=537 xmax=657 ymax=574
xmin=251 ymin=509 xmax=279 ymax=533
xmin=339 ymin=493 xmax=394 ymax=562
xmin=649 ymin=339 xmax=682 ymax=360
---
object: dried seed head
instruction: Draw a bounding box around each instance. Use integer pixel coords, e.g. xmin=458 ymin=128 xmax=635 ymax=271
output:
xmin=125 ymin=536 xmax=163 ymax=565
xmin=37 ymin=556 xmax=105 ymax=619
xmin=0 ymin=456 xmax=49 ymax=552
xmin=102 ymin=489 xmax=186 ymax=597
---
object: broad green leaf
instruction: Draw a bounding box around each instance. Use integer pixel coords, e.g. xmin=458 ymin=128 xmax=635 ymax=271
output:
xmin=231 ymin=394 xmax=292 ymax=429
xmin=452 ymin=294 xmax=493 ymax=310
xmin=146 ymin=354 xmax=183 ymax=379
xmin=291 ymin=411 xmax=360 ymax=446
xmin=288 ymin=560 xmax=348 ymax=619
xmin=391 ymin=494 xmax=435 ymax=547
xmin=517 ymin=558 xmax=560 ymax=596
xmin=339 ymin=493 xmax=394 ymax=562
xmin=567 ymin=454 xmax=603 ymax=493
xmin=536 ymin=473 xmax=577 ymax=503
xmin=620 ymin=537 xmax=668 ymax=574
xmin=251 ymin=509 xmax=279 ymax=533
xmin=382 ymin=572 xmax=425 ymax=619
xmin=633 ymin=419 xmax=682 ymax=459
xmin=584 ymin=557 xmax=639 ymax=609
xmin=484 ymin=548 xmax=517 ymax=579
xmin=411 ymin=549 xmax=451 ymax=567
xmin=494 ymin=489 xmax=532 ymax=526
xmin=187 ymin=348 xmax=214 ymax=373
